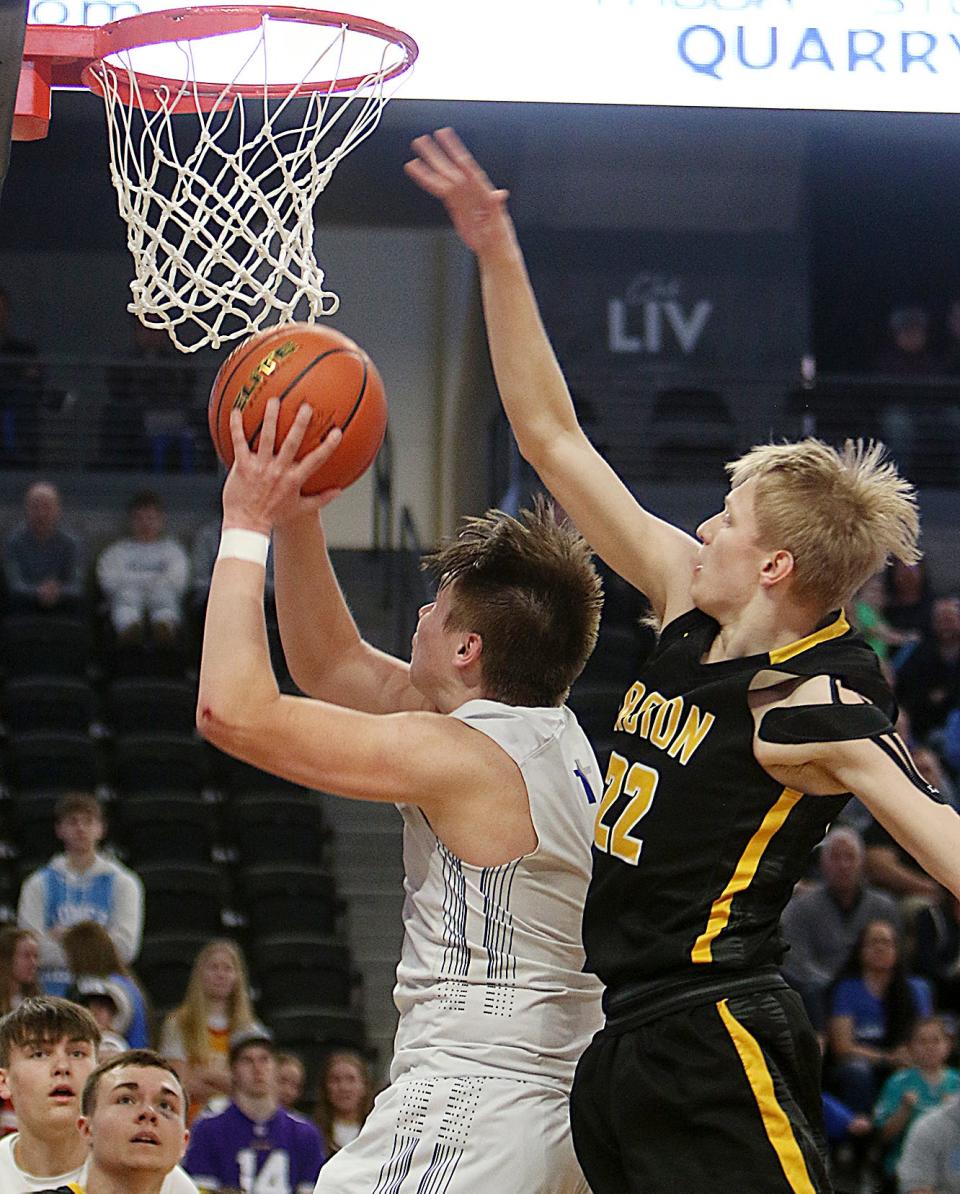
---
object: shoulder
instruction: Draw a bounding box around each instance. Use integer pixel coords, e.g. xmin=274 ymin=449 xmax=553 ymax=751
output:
xmin=450 ymin=700 xmax=572 ymax=764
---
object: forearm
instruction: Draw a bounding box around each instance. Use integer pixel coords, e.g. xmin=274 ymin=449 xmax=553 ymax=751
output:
xmin=197 ymin=549 xmax=281 ymax=743
xmin=274 ymin=513 xmax=363 ymax=695
xmin=477 ymin=241 xmax=583 ymax=465
xmin=880 ymin=1102 xmax=913 ymax=1141
xmin=865 ymin=848 xmax=940 ymax=899
xmin=867 ymin=802 xmax=960 ymax=900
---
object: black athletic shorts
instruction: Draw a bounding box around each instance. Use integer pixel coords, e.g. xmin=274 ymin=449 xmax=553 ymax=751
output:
xmin=570 ymin=983 xmax=831 ymax=1194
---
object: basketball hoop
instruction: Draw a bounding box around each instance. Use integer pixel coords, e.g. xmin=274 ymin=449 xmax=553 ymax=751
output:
xmin=18 ymin=6 xmax=418 ymax=352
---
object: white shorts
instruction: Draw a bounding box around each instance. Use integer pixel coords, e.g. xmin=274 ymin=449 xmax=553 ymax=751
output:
xmin=314 ymin=1072 xmax=589 ymax=1194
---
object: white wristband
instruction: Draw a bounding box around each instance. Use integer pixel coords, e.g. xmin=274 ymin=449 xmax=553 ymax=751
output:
xmin=217 ymin=528 xmax=270 ymax=567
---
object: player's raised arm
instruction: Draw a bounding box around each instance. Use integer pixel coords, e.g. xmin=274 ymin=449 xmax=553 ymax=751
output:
xmin=274 ymin=513 xmax=432 ymax=714
xmin=405 ymin=127 xmax=698 ymax=623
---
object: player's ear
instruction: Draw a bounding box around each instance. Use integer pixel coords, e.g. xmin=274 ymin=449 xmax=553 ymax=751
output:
xmin=454 ymin=632 xmax=482 ymax=668
xmin=78 ymin=1114 xmax=92 ymax=1143
xmin=0 ymin=1068 xmax=10 ymax=1101
xmin=760 ymin=549 xmax=795 ymax=589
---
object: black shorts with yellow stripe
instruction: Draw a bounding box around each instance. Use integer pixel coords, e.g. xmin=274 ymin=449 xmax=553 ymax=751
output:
xmin=570 ymin=979 xmax=831 ymax=1194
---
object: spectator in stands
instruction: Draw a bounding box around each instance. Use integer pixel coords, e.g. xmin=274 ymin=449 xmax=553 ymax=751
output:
xmin=74 ymin=1048 xmax=191 ymax=1194
xmin=104 ymin=319 xmax=198 ymax=473
xmin=898 ymin=1094 xmax=960 ymax=1193
xmin=781 ymin=826 xmax=901 ymax=1030
xmin=914 ymin=887 xmax=960 ymax=1015
xmin=72 ymin=982 xmax=131 ymax=1055
xmin=884 ymin=558 xmax=934 ymax=639
xmin=0 ymin=930 xmax=40 ymax=1137
xmin=17 ymin=793 xmax=144 ymax=997
xmin=895 ymin=595 xmax=960 ymax=741
xmin=182 ymin=1028 xmax=325 ymax=1192
xmin=874 ymin=305 xmax=942 ymax=376
xmin=0 ymin=288 xmax=43 ymax=468
xmin=275 ymin=1051 xmax=306 ymax=1112
xmin=3 ymin=482 xmax=86 ymax=616
xmin=0 ymin=997 xmax=197 ymax=1192
xmin=158 ymin=939 xmax=265 ymax=1125
xmin=312 ymin=1049 xmax=374 ymax=1157
xmin=0 ymin=929 xmax=40 ymax=1015
xmin=61 ymin=921 xmax=150 ymax=1049
xmin=96 ymin=491 xmax=189 ymax=649
xmin=874 ymin=1015 xmax=960 ymax=1186
xmin=827 ymin=918 xmax=934 ymax=1114
xmin=852 ymin=573 xmax=919 ymax=665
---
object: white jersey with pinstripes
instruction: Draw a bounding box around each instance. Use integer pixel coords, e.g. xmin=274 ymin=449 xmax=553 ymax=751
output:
xmin=390 ymin=699 xmax=604 ymax=1091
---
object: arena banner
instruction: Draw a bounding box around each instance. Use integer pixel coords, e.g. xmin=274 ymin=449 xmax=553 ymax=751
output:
xmin=523 ymin=229 xmax=808 ymax=375
xmin=25 ymin=0 xmax=960 ymax=115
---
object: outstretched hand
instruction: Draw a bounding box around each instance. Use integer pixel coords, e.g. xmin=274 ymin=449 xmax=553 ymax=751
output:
xmin=405 ymin=127 xmax=515 ymax=258
xmin=222 ymin=398 xmax=342 ymax=534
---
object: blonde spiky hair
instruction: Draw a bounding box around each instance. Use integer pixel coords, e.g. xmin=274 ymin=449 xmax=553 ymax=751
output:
xmin=726 ymin=439 xmax=920 ymax=612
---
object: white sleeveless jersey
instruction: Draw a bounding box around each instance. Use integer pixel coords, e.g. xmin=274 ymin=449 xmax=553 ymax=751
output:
xmin=391 ymin=699 xmax=604 ymax=1090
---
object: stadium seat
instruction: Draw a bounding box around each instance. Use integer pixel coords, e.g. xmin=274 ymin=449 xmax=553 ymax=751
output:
xmin=238 ymin=866 xmax=340 ymax=938
xmin=210 ymin=748 xmax=306 ymax=796
xmin=230 ymin=792 xmax=329 ymax=865
xmin=268 ymin=1005 xmax=367 ymax=1089
xmin=113 ymin=734 xmax=208 ymax=794
xmin=113 ymin=794 xmax=218 ymax=865
xmin=105 ymin=678 xmax=197 ymax=736
xmin=7 ymin=792 xmax=63 ymax=867
xmin=2 ymin=677 xmax=97 ymax=735
xmin=1 ymin=616 xmax=91 ymax=678
xmin=251 ymin=934 xmax=355 ymax=1011
xmin=7 ymin=731 xmax=101 ymax=792
xmin=137 ymin=862 xmax=227 ymax=935
xmin=136 ymin=932 xmax=210 ymax=1012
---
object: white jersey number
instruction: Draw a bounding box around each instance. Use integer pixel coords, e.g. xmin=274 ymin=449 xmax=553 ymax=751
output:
xmin=237 ymin=1148 xmax=291 ymax=1194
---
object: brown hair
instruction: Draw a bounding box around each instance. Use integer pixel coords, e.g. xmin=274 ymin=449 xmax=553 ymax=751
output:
xmin=726 ymin=439 xmax=920 ymax=613
xmin=54 ymin=792 xmax=104 ymax=824
xmin=0 ymin=995 xmax=101 ymax=1066
xmin=423 ymin=497 xmax=603 ymax=706
xmin=0 ymin=930 xmax=40 ymax=1015
xmin=81 ymin=1047 xmax=186 ymax=1119
xmin=62 ymin=921 xmax=125 ymax=977
xmin=313 ymin=1048 xmax=374 ymax=1154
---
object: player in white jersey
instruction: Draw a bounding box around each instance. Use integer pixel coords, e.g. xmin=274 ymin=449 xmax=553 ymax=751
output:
xmin=197 ymin=401 xmax=606 ymax=1192
xmin=0 ymin=997 xmax=197 ymax=1193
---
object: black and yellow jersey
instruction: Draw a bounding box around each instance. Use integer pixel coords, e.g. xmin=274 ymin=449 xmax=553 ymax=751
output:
xmin=582 ymin=606 xmax=894 ymax=1004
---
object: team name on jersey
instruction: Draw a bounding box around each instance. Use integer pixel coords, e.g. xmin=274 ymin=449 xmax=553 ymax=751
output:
xmin=614 ymin=682 xmax=715 ymax=765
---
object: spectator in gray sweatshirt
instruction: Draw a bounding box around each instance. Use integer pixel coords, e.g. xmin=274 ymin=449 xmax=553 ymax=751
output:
xmin=96 ymin=490 xmax=188 ymax=648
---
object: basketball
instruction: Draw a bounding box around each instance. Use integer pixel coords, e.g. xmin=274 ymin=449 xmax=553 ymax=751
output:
xmin=208 ymin=322 xmax=387 ymax=494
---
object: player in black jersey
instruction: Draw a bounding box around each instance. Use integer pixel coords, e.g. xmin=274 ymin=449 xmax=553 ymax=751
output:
xmin=407 ymin=129 xmax=960 ymax=1194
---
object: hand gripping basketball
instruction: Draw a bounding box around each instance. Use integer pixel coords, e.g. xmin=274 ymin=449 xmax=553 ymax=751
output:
xmin=221 ymin=399 xmax=342 ymax=534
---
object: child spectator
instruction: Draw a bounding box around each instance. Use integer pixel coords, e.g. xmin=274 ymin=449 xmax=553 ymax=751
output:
xmin=827 ymin=919 xmax=934 ymax=1114
xmin=313 ymin=1049 xmax=374 ymax=1157
xmin=874 ymin=1017 xmax=960 ymax=1188
xmin=96 ymin=490 xmax=189 ymax=649
xmin=61 ymin=920 xmax=150 ymax=1049
xmin=16 ymin=793 xmax=144 ymax=996
xmin=158 ymin=939 xmax=265 ymax=1124
xmin=276 ymin=1051 xmax=306 ymax=1111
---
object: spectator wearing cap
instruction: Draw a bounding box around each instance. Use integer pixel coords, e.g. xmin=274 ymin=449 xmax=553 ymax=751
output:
xmin=16 ymin=792 xmax=144 ymax=996
xmin=182 ymin=1029 xmax=326 ymax=1193
xmin=62 ymin=919 xmax=151 ymax=1048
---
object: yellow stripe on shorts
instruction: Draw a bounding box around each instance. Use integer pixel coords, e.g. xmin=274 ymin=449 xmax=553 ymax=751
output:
xmin=717 ymin=998 xmax=816 ymax=1194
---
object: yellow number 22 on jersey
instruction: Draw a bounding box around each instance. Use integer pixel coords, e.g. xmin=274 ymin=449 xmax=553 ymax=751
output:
xmin=594 ymin=751 xmax=659 ymax=865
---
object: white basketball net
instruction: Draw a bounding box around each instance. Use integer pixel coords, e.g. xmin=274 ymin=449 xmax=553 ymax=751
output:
xmin=93 ymin=15 xmax=408 ymax=353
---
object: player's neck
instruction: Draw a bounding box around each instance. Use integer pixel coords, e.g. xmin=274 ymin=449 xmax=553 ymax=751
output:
xmin=85 ymin=1158 xmax=167 ymax=1194
xmin=707 ymin=599 xmax=823 ymax=663
xmin=234 ymin=1092 xmax=278 ymax=1122
xmin=14 ymin=1126 xmax=86 ymax=1179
